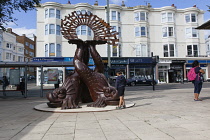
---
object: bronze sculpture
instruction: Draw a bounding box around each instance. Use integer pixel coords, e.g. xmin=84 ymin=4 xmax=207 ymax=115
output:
xmin=46 ymin=11 xmax=119 ymax=109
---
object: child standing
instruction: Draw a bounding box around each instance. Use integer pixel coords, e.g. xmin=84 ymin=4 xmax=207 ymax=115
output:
xmin=115 ymin=71 xmax=127 ymax=109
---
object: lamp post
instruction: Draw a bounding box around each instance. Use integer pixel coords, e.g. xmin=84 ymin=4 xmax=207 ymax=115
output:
xmin=106 ymin=0 xmax=111 ymax=68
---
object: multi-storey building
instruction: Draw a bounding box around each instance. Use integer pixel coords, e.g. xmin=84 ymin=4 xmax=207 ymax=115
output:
xmin=7 ymin=28 xmax=37 ymax=78
xmin=36 ymin=1 xmax=207 ymax=84
xmin=0 ymin=29 xmax=25 ymax=78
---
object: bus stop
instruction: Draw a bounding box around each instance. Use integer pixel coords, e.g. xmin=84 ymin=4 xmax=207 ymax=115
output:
xmin=0 ymin=61 xmax=73 ymax=98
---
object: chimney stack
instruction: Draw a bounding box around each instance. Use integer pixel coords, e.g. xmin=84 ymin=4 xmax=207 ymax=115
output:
xmin=94 ymin=1 xmax=98 ymax=6
xmin=121 ymin=1 xmax=125 ymax=7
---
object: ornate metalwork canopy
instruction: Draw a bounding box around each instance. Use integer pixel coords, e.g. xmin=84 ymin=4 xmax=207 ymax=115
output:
xmin=61 ymin=11 xmax=119 ymax=46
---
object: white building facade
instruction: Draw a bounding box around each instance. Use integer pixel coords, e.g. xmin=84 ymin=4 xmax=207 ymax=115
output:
xmin=0 ymin=30 xmax=25 ymax=78
xmin=36 ymin=2 xmax=208 ymax=84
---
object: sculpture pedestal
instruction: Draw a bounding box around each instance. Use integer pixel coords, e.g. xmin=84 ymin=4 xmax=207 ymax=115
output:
xmin=34 ymin=101 xmax=135 ymax=113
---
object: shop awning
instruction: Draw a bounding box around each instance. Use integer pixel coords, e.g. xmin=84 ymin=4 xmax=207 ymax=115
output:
xmin=0 ymin=61 xmax=74 ymax=67
xmin=195 ymin=20 xmax=210 ymax=30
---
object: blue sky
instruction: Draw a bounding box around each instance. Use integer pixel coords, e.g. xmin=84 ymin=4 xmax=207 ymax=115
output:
xmin=6 ymin=0 xmax=210 ymax=37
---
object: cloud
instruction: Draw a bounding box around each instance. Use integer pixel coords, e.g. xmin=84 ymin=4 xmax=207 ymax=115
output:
xmin=4 ymin=22 xmax=17 ymax=27
xmin=110 ymin=0 xmax=127 ymax=5
xmin=10 ymin=27 xmax=36 ymax=38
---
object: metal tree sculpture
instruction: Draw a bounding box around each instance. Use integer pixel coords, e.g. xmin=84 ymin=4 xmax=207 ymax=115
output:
xmin=61 ymin=11 xmax=119 ymax=46
xmin=46 ymin=11 xmax=119 ymax=109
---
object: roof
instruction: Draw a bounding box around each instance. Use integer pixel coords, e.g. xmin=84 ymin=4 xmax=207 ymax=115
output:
xmin=195 ymin=20 xmax=210 ymax=30
xmin=0 ymin=61 xmax=74 ymax=67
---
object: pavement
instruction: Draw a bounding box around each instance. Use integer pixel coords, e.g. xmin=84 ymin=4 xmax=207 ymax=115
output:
xmin=0 ymin=82 xmax=210 ymax=140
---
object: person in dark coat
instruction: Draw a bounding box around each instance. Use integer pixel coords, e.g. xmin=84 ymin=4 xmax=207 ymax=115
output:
xmin=20 ymin=78 xmax=25 ymax=95
xmin=2 ymin=76 xmax=9 ymax=96
xmin=115 ymin=70 xmax=127 ymax=109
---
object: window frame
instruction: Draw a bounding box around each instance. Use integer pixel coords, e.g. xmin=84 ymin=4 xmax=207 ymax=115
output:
xmin=136 ymin=44 xmax=148 ymax=57
xmin=187 ymin=44 xmax=199 ymax=57
xmin=185 ymin=13 xmax=197 ymax=23
xmin=135 ymin=26 xmax=147 ymax=37
xmin=49 ymin=8 xmax=55 ymax=18
xmin=161 ymin=12 xmax=174 ymax=23
xmin=185 ymin=27 xmax=198 ymax=38
xmin=134 ymin=11 xmax=147 ymax=21
xmin=163 ymin=44 xmax=175 ymax=57
xmin=49 ymin=43 xmax=55 ymax=57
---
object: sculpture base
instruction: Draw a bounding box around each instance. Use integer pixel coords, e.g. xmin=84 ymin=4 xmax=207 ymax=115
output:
xmin=106 ymin=100 xmax=120 ymax=106
xmin=34 ymin=101 xmax=135 ymax=113
xmin=47 ymin=102 xmax=62 ymax=108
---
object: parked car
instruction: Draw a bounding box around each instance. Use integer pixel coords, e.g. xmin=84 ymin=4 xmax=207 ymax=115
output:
xmin=126 ymin=76 xmax=157 ymax=86
xmin=28 ymin=75 xmax=36 ymax=80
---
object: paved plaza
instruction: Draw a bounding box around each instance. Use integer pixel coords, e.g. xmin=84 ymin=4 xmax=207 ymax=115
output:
xmin=0 ymin=82 xmax=210 ymax=140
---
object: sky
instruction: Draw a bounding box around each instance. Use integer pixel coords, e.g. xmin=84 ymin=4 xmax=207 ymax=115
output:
xmin=6 ymin=0 xmax=210 ymax=37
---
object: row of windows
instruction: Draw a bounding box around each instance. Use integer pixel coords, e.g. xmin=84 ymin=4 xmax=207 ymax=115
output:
xmin=45 ymin=8 xmax=60 ymax=19
xmin=136 ymin=12 xmax=197 ymax=23
xmin=25 ymin=50 xmax=34 ymax=57
xmin=163 ymin=44 xmax=199 ymax=57
xmin=44 ymin=24 xmax=198 ymax=39
xmin=5 ymin=53 xmax=24 ymax=61
xmin=45 ymin=24 xmax=61 ymax=35
xmin=76 ymin=25 xmax=92 ymax=36
xmin=134 ymin=26 xmax=198 ymax=38
xmin=44 ymin=7 xmax=197 ymax=24
xmin=26 ymin=42 xmax=34 ymax=50
xmin=45 ymin=43 xmax=61 ymax=57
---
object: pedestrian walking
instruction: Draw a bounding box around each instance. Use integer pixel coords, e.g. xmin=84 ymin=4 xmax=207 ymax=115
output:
xmin=191 ymin=60 xmax=205 ymax=101
xmin=2 ymin=76 xmax=9 ymax=96
xmin=115 ymin=70 xmax=127 ymax=109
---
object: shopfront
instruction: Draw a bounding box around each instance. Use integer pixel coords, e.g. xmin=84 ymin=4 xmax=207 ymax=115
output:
xmin=186 ymin=60 xmax=209 ymax=81
xmin=33 ymin=56 xmax=159 ymax=85
xmin=169 ymin=60 xmax=185 ymax=83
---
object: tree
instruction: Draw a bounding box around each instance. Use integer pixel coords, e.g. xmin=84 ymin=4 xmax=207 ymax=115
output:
xmin=0 ymin=0 xmax=41 ymax=30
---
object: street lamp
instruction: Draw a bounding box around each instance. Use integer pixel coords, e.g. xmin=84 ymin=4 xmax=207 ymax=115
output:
xmin=106 ymin=0 xmax=111 ymax=68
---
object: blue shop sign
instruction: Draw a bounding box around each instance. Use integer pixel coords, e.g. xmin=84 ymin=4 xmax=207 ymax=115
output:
xmin=186 ymin=64 xmax=207 ymax=67
xmin=66 ymin=66 xmax=95 ymax=70
xmin=129 ymin=57 xmax=153 ymax=64
xmin=187 ymin=60 xmax=210 ymax=64
xmin=111 ymin=58 xmax=128 ymax=64
xmin=33 ymin=57 xmax=64 ymax=62
xmin=64 ymin=57 xmax=74 ymax=62
xmin=33 ymin=57 xmax=94 ymax=65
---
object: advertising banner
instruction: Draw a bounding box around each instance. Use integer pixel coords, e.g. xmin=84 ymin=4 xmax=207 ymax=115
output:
xmin=47 ymin=69 xmax=58 ymax=84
